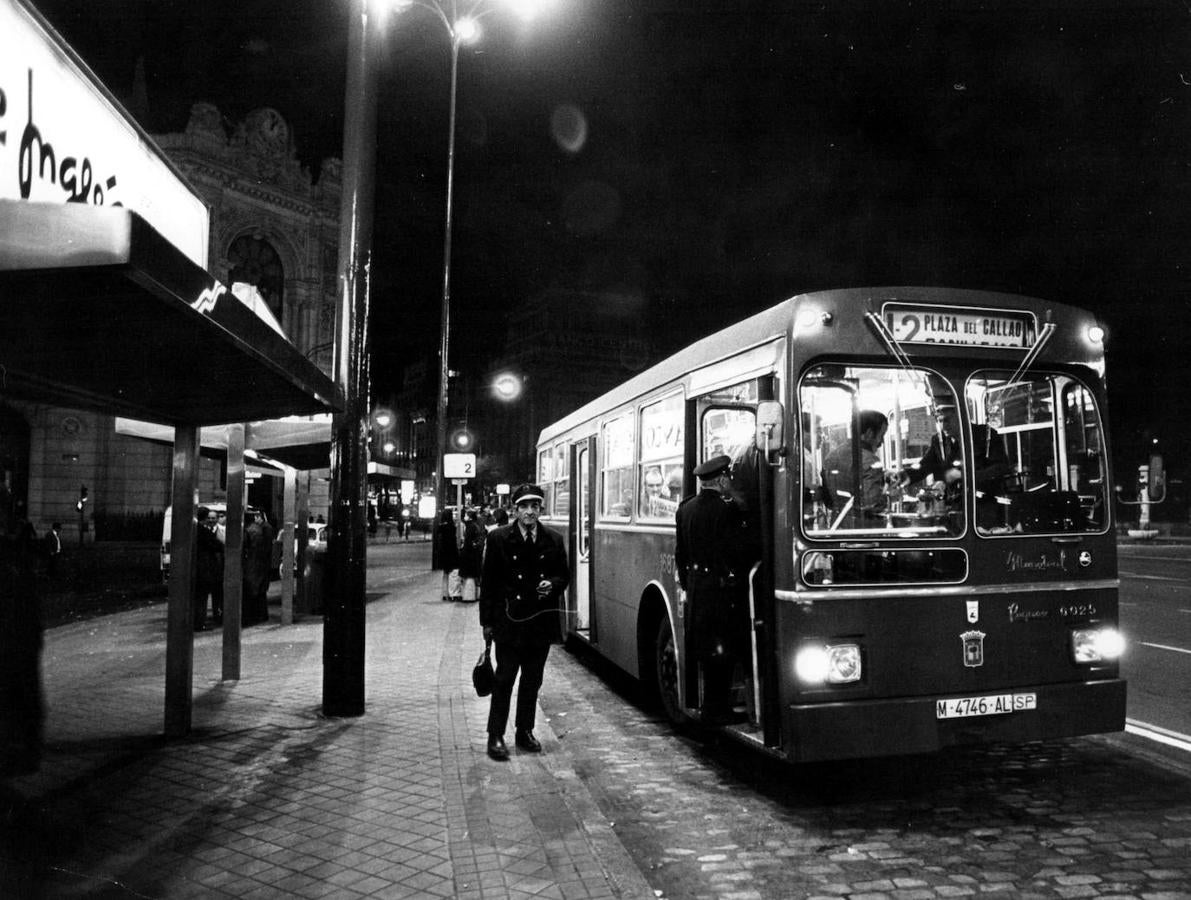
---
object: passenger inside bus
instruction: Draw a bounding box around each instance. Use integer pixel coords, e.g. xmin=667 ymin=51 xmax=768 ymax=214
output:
xmin=640 ymin=464 xmax=682 ymax=519
xmin=822 ymin=410 xmax=891 ymax=520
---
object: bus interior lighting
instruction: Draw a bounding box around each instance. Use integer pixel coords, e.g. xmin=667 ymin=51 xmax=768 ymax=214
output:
xmin=1070 ymin=627 xmax=1125 ymax=664
xmin=794 ymin=643 xmax=862 ymax=684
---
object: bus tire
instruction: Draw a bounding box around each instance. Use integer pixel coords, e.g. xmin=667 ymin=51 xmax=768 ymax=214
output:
xmin=654 ymin=615 xmax=685 ymax=725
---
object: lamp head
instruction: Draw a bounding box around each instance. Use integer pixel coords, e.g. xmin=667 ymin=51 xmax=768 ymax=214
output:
xmin=454 ymin=16 xmax=481 ymax=45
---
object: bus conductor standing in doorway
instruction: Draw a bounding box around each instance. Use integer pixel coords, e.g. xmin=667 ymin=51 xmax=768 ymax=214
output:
xmin=675 ymin=455 xmax=750 ymax=725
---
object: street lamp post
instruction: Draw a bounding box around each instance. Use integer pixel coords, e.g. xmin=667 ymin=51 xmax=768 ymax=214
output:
xmin=434 ymin=13 xmax=470 ymax=545
xmin=401 ymin=0 xmax=552 ymax=536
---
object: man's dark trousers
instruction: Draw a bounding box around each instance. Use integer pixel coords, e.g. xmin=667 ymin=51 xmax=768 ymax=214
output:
xmin=487 ymin=639 xmax=550 ymax=736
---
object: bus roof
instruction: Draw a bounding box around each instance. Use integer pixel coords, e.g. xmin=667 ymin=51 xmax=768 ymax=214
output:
xmin=537 ymin=286 xmax=1103 ymax=447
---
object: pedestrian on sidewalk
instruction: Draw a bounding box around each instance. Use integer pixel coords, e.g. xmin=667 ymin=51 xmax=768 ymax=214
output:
xmin=242 ymin=510 xmax=273 ymax=625
xmin=434 ymin=509 xmax=461 ymax=602
xmin=194 ymin=507 xmax=224 ymax=630
xmin=42 ymin=522 xmax=61 ymax=577
xmin=0 ymin=519 xmax=44 ymax=776
xmin=458 ymin=508 xmax=485 ymax=602
xmin=479 ymin=483 xmax=570 ymax=760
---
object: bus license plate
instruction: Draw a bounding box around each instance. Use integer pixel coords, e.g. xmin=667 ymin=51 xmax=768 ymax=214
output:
xmin=936 ymin=693 xmax=1037 ymax=719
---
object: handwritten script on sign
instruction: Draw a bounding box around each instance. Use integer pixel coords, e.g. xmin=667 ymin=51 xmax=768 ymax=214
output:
xmin=882 ymin=303 xmax=1036 ymax=350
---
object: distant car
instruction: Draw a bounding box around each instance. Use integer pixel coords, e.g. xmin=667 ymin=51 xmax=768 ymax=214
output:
xmin=306 ymin=525 xmax=328 ymax=553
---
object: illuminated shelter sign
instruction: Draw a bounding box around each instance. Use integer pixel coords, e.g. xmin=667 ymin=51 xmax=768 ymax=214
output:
xmin=882 ymin=302 xmax=1036 ymax=350
xmin=0 ymin=0 xmax=208 ymax=267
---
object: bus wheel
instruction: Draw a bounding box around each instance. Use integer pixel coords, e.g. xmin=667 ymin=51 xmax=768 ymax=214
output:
xmin=655 ymin=616 xmax=685 ymax=725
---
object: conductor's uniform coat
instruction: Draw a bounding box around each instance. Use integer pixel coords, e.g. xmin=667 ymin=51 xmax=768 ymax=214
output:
xmin=479 ymin=523 xmax=570 ymax=736
xmin=675 ymin=488 xmax=748 ymax=719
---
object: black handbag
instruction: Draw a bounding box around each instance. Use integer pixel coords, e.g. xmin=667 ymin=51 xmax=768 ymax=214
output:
xmin=472 ymin=640 xmax=495 ymax=697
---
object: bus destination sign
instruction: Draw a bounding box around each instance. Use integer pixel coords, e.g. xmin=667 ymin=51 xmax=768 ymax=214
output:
xmin=883 ymin=303 xmax=1036 ymax=350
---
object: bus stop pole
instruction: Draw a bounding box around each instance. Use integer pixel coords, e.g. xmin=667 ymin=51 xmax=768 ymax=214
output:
xmin=324 ymin=0 xmax=380 ymax=717
xmin=164 ymin=424 xmax=199 ymax=737
xmin=222 ymin=423 xmax=246 ymax=681
xmin=281 ymin=467 xmax=296 ymax=626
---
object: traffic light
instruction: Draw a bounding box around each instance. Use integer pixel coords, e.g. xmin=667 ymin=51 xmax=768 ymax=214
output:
xmin=76 ymin=484 xmax=88 ymax=512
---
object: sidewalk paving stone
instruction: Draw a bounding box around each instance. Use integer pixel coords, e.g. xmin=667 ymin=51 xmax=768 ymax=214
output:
xmin=2 ymin=544 xmax=655 ymax=899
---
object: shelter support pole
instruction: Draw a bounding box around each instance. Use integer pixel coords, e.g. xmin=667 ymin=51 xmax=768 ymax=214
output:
xmin=165 ymin=424 xmax=199 ymax=738
xmin=281 ymin=467 xmax=296 ymax=626
xmin=222 ymin=424 xmax=246 ymax=681
xmin=296 ymin=473 xmax=310 ymax=615
xmin=325 ymin=0 xmax=380 ymax=717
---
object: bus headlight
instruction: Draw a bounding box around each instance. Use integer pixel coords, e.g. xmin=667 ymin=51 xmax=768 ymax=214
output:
xmin=794 ymin=643 xmax=862 ymax=684
xmin=1071 ymin=627 xmax=1125 ymax=664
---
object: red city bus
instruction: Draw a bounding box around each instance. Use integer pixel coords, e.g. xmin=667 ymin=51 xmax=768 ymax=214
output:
xmin=535 ymin=287 xmax=1124 ymax=762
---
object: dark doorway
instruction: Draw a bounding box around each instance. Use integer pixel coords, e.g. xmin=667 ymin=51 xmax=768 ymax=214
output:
xmin=0 ymin=405 xmax=31 ymax=535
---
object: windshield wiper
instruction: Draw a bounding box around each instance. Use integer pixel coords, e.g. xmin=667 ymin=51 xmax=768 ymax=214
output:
xmin=1004 ymin=310 xmax=1056 ymax=388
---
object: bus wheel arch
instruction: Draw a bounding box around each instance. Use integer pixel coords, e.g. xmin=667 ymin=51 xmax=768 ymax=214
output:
xmin=637 ymin=587 xmax=686 ymax=725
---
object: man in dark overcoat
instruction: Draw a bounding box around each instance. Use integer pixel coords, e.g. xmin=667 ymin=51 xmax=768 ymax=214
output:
xmin=675 ymin=455 xmax=750 ymax=724
xmin=479 ymin=483 xmax=570 ymax=760
xmin=242 ymin=510 xmax=274 ymax=625
xmin=194 ymin=507 xmax=224 ymax=631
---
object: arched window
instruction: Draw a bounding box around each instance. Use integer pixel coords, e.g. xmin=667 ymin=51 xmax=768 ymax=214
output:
xmin=228 ymin=235 xmax=285 ymax=321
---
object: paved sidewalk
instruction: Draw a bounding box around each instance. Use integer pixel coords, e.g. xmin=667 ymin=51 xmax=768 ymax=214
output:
xmin=1 ymin=542 xmax=655 ymax=899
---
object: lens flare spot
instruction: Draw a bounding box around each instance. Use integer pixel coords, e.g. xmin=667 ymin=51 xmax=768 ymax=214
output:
xmin=551 ymin=104 xmax=588 ymax=154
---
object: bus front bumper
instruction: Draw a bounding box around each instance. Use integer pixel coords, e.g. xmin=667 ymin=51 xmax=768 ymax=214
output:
xmin=785 ymin=678 xmax=1126 ymax=763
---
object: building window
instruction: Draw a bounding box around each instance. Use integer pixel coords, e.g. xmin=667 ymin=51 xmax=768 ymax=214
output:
xmin=228 ymin=235 xmax=285 ymax=321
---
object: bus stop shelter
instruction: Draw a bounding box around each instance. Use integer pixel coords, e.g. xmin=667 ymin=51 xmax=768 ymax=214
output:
xmin=0 ymin=199 xmax=342 ymax=736
xmin=114 ymin=415 xmax=337 ymax=627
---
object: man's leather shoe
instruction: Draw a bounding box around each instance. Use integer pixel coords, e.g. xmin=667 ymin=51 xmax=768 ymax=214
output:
xmin=515 ymin=729 xmax=542 ymax=752
xmin=487 ymin=735 xmax=509 ymax=760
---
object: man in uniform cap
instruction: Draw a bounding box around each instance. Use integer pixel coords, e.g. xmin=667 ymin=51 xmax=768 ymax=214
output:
xmin=479 ymin=483 xmax=570 ymax=760
xmin=674 ymin=455 xmax=750 ymax=725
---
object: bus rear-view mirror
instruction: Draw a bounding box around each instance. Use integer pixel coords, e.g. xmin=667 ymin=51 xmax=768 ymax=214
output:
xmin=756 ymin=401 xmax=784 ymax=462
xmin=1149 ymin=454 xmax=1165 ymax=501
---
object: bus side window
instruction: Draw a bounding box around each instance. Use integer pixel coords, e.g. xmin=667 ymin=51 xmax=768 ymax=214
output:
xmin=602 ymin=413 xmax=635 ymax=519
xmin=639 ymin=393 xmax=683 ymax=520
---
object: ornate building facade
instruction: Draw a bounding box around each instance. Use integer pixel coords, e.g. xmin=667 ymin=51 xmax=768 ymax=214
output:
xmin=3 ymin=106 xmax=341 ymax=541
xmin=155 ymin=103 xmax=341 ymax=374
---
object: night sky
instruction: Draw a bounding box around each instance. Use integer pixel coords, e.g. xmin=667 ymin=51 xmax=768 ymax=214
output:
xmin=30 ymin=0 xmax=1191 ymax=480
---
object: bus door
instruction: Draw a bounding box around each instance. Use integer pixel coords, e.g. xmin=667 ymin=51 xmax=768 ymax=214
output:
xmin=686 ymin=374 xmax=777 ymax=739
xmin=569 ymin=437 xmax=595 ymax=637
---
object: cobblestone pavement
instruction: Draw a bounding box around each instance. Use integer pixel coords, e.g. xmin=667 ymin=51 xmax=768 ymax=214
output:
xmin=539 ymin=643 xmax=1191 ymax=900
xmin=2 ymin=542 xmax=654 ymax=899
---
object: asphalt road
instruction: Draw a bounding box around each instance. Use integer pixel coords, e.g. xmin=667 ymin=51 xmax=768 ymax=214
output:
xmin=1118 ymin=542 xmax=1191 ymax=745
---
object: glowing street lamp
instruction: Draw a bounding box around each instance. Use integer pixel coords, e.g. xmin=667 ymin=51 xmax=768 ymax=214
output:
xmin=491 ymin=371 xmax=524 ymax=402
xmin=393 ymin=0 xmax=555 ymax=529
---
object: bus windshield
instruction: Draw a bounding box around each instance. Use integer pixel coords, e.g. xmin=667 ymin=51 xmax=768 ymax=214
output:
xmin=967 ymin=370 xmax=1109 ymax=535
xmin=802 ymin=364 xmax=964 ymax=538
xmin=800 ymin=364 xmax=1109 ymax=539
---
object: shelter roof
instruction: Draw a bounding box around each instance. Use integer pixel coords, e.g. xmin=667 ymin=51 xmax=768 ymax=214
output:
xmin=0 ymin=200 xmax=341 ymax=425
